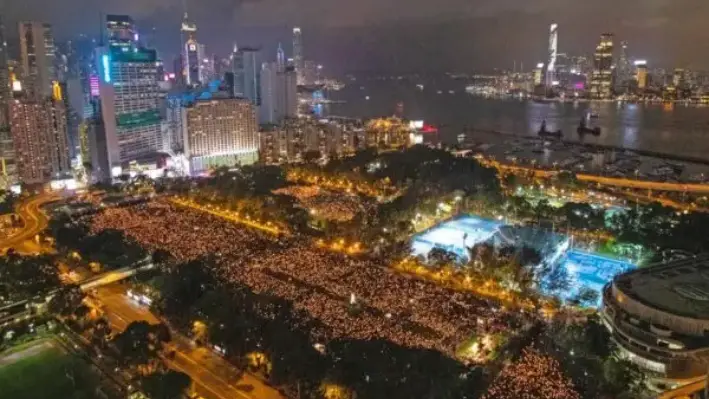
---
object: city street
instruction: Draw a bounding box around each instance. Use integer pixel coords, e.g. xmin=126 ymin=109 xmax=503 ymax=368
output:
xmin=94 ymin=285 xmax=284 ymax=399
xmin=0 ymin=192 xmax=59 ymax=254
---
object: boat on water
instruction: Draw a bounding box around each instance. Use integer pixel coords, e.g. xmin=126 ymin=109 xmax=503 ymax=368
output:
xmin=537 ymin=120 xmax=562 ymax=138
xmin=577 ymin=115 xmax=602 ymax=136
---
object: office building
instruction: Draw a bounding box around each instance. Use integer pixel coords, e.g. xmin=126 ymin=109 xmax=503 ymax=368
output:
xmin=602 ymin=257 xmax=709 ymax=390
xmin=18 ymin=21 xmax=56 ymax=99
xmin=94 ymin=42 xmax=161 ymax=181
xmin=106 ymin=15 xmax=135 ymax=48
xmin=231 ymin=45 xmax=260 ymax=104
xmin=635 ymin=60 xmax=648 ymax=90
xmin=590 ymin=33 xmax=614 ymax=99
xmin=547 ymin=23 xmax=558 ymax=87
xmin=292 ymin=27 xmax=304 ymax=85
xmin=184 ymin=98 xmax=258 ymax=173
xmin=181 ymin=13 xmax=202 ymax=86
xmin=9 ymin=96 xmax=70 ymax=184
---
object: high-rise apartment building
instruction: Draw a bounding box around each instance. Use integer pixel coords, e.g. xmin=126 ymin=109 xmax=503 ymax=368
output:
xmin=184 ymin=98 xmax=258 ymax=173
xmin=9 ymin=96 xmax=70 ymax=184
xmin=94 ymin=42 xmax=161 ymax=181
xmin=590 ymin=33 xmax=614 ymax=99
xmin=292 ymin=27 xmax=304 ymax=85
xmin=18 ymin=21 xmax=56 ymax=99
xmin=259 ymin=118 xmax=361 ymax=164
xmin=106 ymin=15 xmax=135 ymax=48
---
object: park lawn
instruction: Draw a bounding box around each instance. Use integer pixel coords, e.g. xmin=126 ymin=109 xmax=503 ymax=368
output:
xmin=0 ymin=341 xmax=99 ymax=399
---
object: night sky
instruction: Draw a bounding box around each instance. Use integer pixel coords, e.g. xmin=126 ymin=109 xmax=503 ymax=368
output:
xmin=2 ymin=0 xmax=709 ymax=74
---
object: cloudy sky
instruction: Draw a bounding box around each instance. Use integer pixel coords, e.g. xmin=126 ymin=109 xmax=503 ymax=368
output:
xmin=2 ymin=0 xmax=708 ymax=73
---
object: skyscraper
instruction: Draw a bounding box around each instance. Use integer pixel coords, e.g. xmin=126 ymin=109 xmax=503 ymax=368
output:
xmin=184 ymin=98 xmax=258 ymax=173
xmin=9 ymin=96 xmax=70 ymax=184
xmin=292 ymin=27 xmax=304 ymax=85
xmin=590 ymin=33 xmax=614 ymax=99
xmin=547 ymin=23 xmax=558 ymax=87
xmin=181 ymin=13 xmax=202 ymax=86
xmin=0 ymin=16 xmax=10 ymax=128
xmin=18 ymin=22 xmax=56 ymax=99
xmin=94 ymin=39 xmax=161 ymax=181
xmin=259 ymin=61 xmax=297 ymax=124
xmin=0 ymin=17 xmax=16 ymax=189
xmin=232 ymin=46 xmax=261 ymax=105
xmin=106 ymin=15 xmax=136 ymax=48
xmin=634 ymin=60 xmax=648 ymax=90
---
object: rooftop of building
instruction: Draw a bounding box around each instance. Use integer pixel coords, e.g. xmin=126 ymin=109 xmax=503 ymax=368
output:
xmin=614 ymin=256 xmax=709 ymax=320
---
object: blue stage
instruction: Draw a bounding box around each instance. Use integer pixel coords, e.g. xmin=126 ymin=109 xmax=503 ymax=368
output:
xmin=411 ymin=216 xmax=502 ymax=262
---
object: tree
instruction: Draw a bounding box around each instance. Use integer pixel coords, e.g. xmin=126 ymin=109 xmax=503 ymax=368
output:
xmin=141 ymin=370 xmax=192 ymax=399
xmin=112 ymin=321 xmax=171 ymax=368
xmin=48 ymin=284 xmax=86 ymax=317
xmin=0 ymin=253 xmax=61 ymax=301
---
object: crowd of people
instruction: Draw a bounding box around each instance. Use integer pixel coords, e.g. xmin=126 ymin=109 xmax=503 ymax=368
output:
xmin=482 ymin=348 xmax=580 ymax=399
xmin=273 ymin=185 xmax=370 ymax=222
xmin=88 ymin=199 xmax=525 ymax=356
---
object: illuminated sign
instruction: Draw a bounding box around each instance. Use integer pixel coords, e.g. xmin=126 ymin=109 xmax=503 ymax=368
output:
xmin=90 ymin=75 xmax=100 ymax=96
xmin=408 ymin=120 xmax=424 ymax=129
xmin=189 ymin=44 xmax=197 ymax=51
xmin=634 ymin=60 xmax=647 ymax=66
xmin=102 ymin=54 xmax=111 ymax=83
xmin=52 ymin=81 xmax=63 ymax=101
xmin=11 ymin=80 xmax=21 ymax=92
xmin=536 ymin=63 xmax=545 ymax=69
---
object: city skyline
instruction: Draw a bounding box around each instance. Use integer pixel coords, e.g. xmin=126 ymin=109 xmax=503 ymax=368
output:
xmin=3 ymin=0 xmax=709 ymax=73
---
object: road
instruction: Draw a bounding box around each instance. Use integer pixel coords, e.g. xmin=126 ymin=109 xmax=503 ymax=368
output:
xmin=94 ymin=285 xmax=284 ymax=399
xmin=0 ymin=192 xmax=59 ymax=253
xmin=485 ymin=159 xmax=709 ymax=193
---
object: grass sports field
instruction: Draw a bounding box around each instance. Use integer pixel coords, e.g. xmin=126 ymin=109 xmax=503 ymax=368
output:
xmin=0 ymin=339 xmax=100 ymax=399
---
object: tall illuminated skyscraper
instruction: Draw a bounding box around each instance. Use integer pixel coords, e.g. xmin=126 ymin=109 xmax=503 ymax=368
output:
xmin=590 ymin=33 xmax=614 ymax=99
xmin=547 ymin=23 xmax=558 ymax=87
xmin=93 ymin=26 xmax=161 ymax=181
xmin=18 ymin=21 xmax=56 ymax=99
xmin=292 ymin=27 xmax=304 ymax=85
xmin=181 ymin=12 xmax=202 ymax=86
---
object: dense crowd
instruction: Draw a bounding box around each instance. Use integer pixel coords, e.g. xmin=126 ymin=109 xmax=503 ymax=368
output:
xmin=89 ymin=199 xmax=524 ymax=355
xmin=273 ymin=185 xmax=369 ymax=222
xmin=482 ymin=348 xmax=580 ymax=399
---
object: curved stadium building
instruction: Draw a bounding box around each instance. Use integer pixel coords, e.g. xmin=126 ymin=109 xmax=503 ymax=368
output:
xmin=602 ymin=256 xmax=709 ymax=388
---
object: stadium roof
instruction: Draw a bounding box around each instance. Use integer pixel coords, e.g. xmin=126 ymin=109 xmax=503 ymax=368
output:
xmin=614 ymin=256 xmax=709 ymax=320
